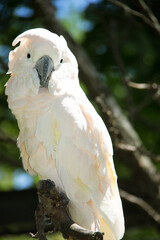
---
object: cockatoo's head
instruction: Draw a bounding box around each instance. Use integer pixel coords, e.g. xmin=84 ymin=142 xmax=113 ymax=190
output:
xmin=6 ymin=28 xmax=78 ymax=98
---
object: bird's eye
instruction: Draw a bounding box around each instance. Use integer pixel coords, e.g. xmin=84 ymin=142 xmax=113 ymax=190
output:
xmin=27 ymin=53 xmax=31 ymax=59
xmin=60 ymin=59 xmax=63 ymax=63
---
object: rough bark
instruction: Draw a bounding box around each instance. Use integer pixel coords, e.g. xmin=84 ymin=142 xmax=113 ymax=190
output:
xmin=30 ymin=180 xmax=103 ymax=240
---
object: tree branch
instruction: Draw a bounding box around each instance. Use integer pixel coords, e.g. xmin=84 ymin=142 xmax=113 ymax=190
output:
xmin=106 ymin=0 xmax=160 ymax=35
xmin=120 ymin=189 xmax=160 ymax=225
xmin=30 ymin=180 xmax=103 ymax=240
xmin=127 ymin=81 xmax=160 ymax=105
xmin=105 ymin=1 xmax=160 ymax=106
xmin=138 ymin=0 xmax=160 ymax=28
xmin=127 ymin=81 xmax=151 ymax=90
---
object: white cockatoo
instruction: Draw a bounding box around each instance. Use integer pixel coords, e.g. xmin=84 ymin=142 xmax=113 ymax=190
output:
xmin=5 ymin=28 xmax=124 ymax=240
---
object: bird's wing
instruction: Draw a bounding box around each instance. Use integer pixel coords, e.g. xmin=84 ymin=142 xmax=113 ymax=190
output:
xmin=54 ymin=87 xmax=124 ymax=239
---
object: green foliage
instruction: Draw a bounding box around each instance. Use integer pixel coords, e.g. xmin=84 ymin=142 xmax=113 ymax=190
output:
xmin=0 ymin=165 xmax=14 ymax=190
xmin=0 ymin=232 xmax=63 ymax=240
xmin=124 ymin=227 xmax=160 ymax=240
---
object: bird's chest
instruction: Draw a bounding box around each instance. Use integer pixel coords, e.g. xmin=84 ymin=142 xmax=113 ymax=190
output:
xmin=16 ymin=91 xmax=63 ymax=183
xmin=17 ymin=90 xmax=58 ymax=157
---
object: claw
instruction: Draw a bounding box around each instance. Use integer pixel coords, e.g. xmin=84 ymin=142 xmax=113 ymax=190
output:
xmin=29 ymin=232 xmax=47 ymax=240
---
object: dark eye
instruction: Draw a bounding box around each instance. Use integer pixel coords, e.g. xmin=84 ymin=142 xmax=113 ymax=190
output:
xmin=60 ymin=59 xmax=63 ymax=63
xmin=27 ymin=53 xmax=31 ymax=59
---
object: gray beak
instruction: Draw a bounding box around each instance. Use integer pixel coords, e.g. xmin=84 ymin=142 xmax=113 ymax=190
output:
xmin=35 ymin=55 xmax=54 ymax=88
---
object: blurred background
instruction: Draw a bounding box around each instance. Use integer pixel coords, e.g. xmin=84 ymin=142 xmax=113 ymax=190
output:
xmin=0 ymin=0 xmax=160 ymax=239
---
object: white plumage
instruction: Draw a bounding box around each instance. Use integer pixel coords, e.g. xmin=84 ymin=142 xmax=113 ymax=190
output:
xmin=5 ymin=28 xmax=124 ymax=240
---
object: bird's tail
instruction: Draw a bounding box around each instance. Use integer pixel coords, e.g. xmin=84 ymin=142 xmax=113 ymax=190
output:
xmin=69 ymin=200 xmax=116 ymax=240
xmin=98 ymin=215 xmax=116 ymax=240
